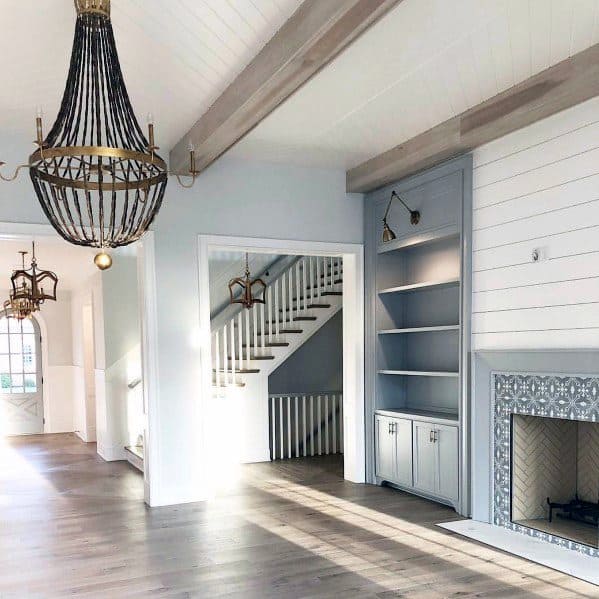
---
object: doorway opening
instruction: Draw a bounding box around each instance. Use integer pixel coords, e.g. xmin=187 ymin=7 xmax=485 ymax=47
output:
xmin=198 ymin=235 xmax=364 ymax=493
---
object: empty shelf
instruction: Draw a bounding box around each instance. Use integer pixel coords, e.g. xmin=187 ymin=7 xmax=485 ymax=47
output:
xmin=378 ymin=370 xmax=459 ymax=377
xmin=378 ymin=325 xmax=460 ymax=335
xmin=378 ymin=277 xmax=460 ymax=295
xmin=377 ymin=224 xmax=459 ymax=254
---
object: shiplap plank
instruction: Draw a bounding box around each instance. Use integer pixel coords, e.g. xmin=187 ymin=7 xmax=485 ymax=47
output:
xmin=473 ymin=96 xmax=599 ymax=168
xmin=473 ymin=303 xmax=599 ymax=333
xmin=473 ymin=278 xmax=599 ymax=313
xmin=473 ymin=253 xmax=599 ymax=293
xmin=570 ymin=0 xmax=598 ymax=54
xmin=474 ymin=146 xmax=599 ymax=209
xmin=473 ymin=225 xmax=599 ymax=272
xmin=473 ymin=329 xmax=599 ymax=350
xmin=473 ymin=199 xmax=599 ymax=250
xmin=473 ymin=173 xmax=599 ymax=230
xmin=507 ymin=0 xmax=532 ymax=85
xmin=473 ymin=119 xmax=599 ymax=190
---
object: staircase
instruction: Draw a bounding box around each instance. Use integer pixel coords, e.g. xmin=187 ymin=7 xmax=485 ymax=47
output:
xmin=211 ymin=256 xmax=343 ymax=392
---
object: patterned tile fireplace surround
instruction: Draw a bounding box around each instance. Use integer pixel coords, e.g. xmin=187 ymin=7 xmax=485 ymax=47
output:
xmin=493 ymin=373 xmax=599 ymax=556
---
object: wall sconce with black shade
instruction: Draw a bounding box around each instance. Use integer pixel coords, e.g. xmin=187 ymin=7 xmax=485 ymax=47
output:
xmin=382 ymin=190 xmax=421 ymax=242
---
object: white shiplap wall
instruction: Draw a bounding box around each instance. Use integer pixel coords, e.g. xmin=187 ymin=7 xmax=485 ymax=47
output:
xmin=472 ymin=96 xmax=599 ymax=350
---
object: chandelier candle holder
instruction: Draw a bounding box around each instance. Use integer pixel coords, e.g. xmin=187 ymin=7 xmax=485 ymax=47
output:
xmin=3 ymin=243 xmax=58 ymax=320
xmin=0 ymin=0 xmax=200 ymax=269
xmin=228 ymin=253 xmax=266 ymax=310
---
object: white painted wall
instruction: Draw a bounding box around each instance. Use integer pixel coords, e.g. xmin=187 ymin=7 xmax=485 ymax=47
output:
xmin=148 ymin=157 xmax=363 ymax=506
xmin=472 ymin=96 xmax=599 ymax=350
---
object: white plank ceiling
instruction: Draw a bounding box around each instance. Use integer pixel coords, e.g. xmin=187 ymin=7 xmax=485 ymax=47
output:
xmin=0 ymin=0 xmax=302 ymax=158
xmin=229 ymin=0 xmax=599 ymax=170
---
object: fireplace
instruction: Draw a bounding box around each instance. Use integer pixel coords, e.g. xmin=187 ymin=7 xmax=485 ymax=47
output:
xmin=492 ymin=372 xmax=599 ymax=557
xmin=511 ymin=414 xmax=599 ymax=548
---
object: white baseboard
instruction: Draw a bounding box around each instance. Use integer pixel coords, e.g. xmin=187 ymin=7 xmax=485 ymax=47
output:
xmin=97 ymin=443 xmax=127 ymax=462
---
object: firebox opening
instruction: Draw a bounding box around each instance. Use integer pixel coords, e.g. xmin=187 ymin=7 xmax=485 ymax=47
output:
xmin=511 ymin=414 xmax=599 ymax=549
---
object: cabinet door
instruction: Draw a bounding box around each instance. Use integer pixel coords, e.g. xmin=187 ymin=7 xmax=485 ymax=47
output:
xmin=436 ymin=424 xmax=459 ymax=501
xmin=394 ymin=418 xmax=413 ymax=486
xmin=412 ymin=422 xmax=436 ymax=494
xmin=375 ymin=415 xmax=396 ymax=481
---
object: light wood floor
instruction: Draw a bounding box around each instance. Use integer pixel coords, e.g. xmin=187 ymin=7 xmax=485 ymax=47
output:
xmin=1 ymin=434 xmax=597 ymax=598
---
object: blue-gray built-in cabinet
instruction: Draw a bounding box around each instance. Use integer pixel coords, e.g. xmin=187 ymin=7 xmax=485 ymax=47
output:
xmin=364 ymin=155 xmax=472 ymax=516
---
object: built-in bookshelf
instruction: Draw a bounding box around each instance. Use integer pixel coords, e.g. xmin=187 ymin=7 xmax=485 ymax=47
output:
xmin=364 ymin=155 xmax=472 ymax=516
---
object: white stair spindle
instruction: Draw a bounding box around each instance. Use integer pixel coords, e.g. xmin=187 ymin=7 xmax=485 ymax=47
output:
xmin=302 ymin=397 xmax=307 ymax=457
xmin=309 ymin=257 xmax=314 ymax=304
xmin=332 ymin=394 xmax=337 ymax=453
xmin=325 ymin=394 xmax=330 ymax=455
xmin=259 ymin=302 xmax=265 ymax=351
xmin=267 ymin=287 xmax=273 ymax=343
xmin=245 ymin=309 xmax=251 ymax=362
xmin=287 ymin=396 xmax=291 ymax=459
xmin=237 ymin=312 xmax=243 ymax=371
xmin=230 ymin=321 xmax=236 ymax=382
xmin=279 ymin=396 xmax=284 ymax=459
xmin=329 ymin=257 xmax=334 ymax=290
xmin=310 ymin=395 xmax=314 ymax=456
xmin=339 ymin=394 xmax=343 ymax=451
xmin=295 ymin=262 xmax=301 ymax=317
xmin=271 ymin=398 xmax=276 ymax=460
xmin=317 ymin=395 xmax=322 ymax=455
xmin=316 ymin=257 xmax=321 ymax=299
xmin=294 ymin=396 xmax=299 ymax=458
xmin=288 ymin=269 xmax=293 ymax=323
xmin=281 ymin=272 xmax=287 ymax=328
xmin=274 ymin=279 xmax=280 ymax=337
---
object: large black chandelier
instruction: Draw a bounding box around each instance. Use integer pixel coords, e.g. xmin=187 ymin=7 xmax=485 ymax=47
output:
xmin=3 ymin=243 xmax=58 ymax=320
xmin=0 ymin=0 xmax=199 ymax=269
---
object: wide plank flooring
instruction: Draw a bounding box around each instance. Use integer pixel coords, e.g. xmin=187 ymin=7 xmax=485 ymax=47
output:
xmin=0 ymin=433 xmax=597 ymax=598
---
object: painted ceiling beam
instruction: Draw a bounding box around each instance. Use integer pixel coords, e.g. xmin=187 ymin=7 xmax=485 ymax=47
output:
xmin=347 ymin=42 xmax=599 ymax=193
xmin=169 ymin=0 xmax=402 ymax=176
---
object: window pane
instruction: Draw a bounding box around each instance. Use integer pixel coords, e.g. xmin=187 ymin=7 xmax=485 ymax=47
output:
xmin=0 ymin=355 xmax=9 ymax=372
xmin=0 ymin=318 xmax=7 ymax=334
xmin=21 ymin=319 xmax=34 ymax=334
xmin=10 ymin=354 xmax=23 ymax=372
xmin=0 ymin=336 xmax=8 ymax=354
xmin=22 ymin=334 xmax=35 ymax=355
xmin=24 ymin=376 xmax=36 ymax=393
xmin=9 ymin=335 xmax=22 ymax=353
xmin=11 ymin=387 xmax=24 ymax=395
xmin=11 ymin=374 xmax=23 ymax=389
xmin=0 ymin=374 xmax=10 ymax=390
xmin=8 ymin=318 xmax=21 ymax=334
xmin=23 ymin=353 xmax=36 ymax=374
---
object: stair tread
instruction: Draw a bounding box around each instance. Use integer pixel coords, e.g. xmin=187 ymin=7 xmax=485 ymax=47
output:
xmin=226 ymin=355 xmax=275 ymax=361
xmin=322 ymin=291 xmax=342 ymax=296
xmin=279 ymin=303 xmax=331 ymax=312
xmin=213 ymin=368 xmax=260 ymax=374
xmin=241 ymin=342 xmax=289 ymax=348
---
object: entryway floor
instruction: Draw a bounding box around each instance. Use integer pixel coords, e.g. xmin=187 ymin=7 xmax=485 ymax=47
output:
xmin=1 ymin=434 xmax=597 ymax=598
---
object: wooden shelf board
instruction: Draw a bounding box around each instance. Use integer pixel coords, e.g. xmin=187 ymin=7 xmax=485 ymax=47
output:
xmin=378 ymin=277 xmax=460 ymax=295
xmin=376 ymin=407 xmax=459 ymax=424
xmin=377 ymin=224 xmax=459 ymax=254
xmin=378 ymin=325 xmax=460 ymax=335
xmin=378 ymin=369 xmax=459 ymax=377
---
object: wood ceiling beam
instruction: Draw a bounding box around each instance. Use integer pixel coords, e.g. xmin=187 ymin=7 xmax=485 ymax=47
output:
xmin=169 ymin=0 xmax=402 ymax=176
xmin=347 ymin=42 xmax=599 ymax=193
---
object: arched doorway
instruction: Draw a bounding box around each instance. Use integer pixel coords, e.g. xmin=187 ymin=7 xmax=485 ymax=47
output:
xmin=0 ymin=313 xmax=43 ymax=435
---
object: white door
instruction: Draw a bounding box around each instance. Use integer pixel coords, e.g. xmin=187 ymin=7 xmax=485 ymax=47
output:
xmin=0 ymin=314 xmax=43 ymax=435
xmin=437 ymin=424 xmax=459 ymax=501
xmin=412 ymin=422 xmax=436 ymax=494
xmin=375 ymin=415 xmax=396 ymax=481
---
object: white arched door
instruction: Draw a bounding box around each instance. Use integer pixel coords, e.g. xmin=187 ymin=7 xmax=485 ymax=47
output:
xmin=0 ymin=314 xmax=43 ymax=435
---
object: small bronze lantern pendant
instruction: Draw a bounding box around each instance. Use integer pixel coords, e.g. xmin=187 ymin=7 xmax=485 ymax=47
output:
xmin=228 ymin=253 xmax=266 ymax=310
